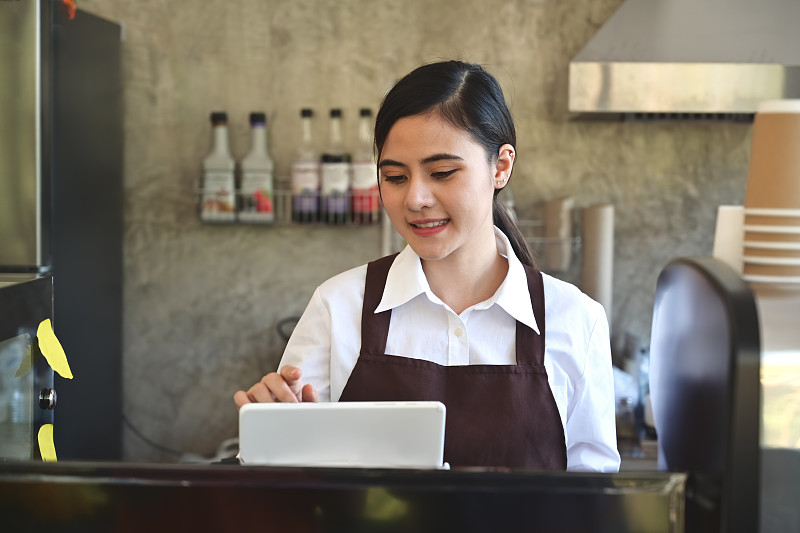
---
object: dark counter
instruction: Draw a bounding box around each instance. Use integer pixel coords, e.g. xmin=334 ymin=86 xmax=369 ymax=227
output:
xmin=0 ymin=460 xmax=685 ymax=532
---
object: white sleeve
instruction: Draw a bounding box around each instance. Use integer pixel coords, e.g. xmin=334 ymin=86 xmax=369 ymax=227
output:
xmin=278 ymin=287 xmax=333 ymax=402
xmin=565 ymin=307 xmax=621 ymax=472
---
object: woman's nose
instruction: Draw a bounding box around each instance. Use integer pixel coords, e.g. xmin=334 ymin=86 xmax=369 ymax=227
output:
xmin=404 ymin=175 xmax=434 ymax=211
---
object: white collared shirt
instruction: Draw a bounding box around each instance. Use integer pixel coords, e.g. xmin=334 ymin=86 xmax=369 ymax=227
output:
xmin=280 ymin=228 xmax=621 ymax=472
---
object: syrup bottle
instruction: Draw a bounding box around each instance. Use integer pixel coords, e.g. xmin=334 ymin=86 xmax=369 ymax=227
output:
xmin=201 ymin=112 xmax=236 ymax=223
xmin=239 ymin=112 xmax=275 ymax=223
xmin=320 ymin=108 xmax=351 ymax=225
xmin=351 ymin=108 xmax=379 ymax=224
xmin=290 ymin=108 xmax=321 ymax=223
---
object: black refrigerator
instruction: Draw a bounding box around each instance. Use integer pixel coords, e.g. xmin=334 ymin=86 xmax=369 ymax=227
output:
xmin=0 ymin=0 xmax=123 ymax=460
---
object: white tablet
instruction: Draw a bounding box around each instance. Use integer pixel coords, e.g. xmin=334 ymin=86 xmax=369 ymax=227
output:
xmin=238 ymin=401 xmax=446 ymax=469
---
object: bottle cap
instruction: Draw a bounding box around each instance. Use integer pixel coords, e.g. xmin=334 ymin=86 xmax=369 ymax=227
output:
xmin=249 ymin=112 xmax=267 ymax=125
xmin=360 ymin=108 xmax=372 ymax=117
xmin=210 ymin=111 xmax=228 ymax=123
xmin=301 ymin=108 xmax=313 ymax=118
xmin=330 ymin=109 xmax=342 ymax=118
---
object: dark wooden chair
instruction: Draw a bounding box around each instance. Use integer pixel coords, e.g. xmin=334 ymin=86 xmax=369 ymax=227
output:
xmin=649 ymin=257 xmax=761 ymax=533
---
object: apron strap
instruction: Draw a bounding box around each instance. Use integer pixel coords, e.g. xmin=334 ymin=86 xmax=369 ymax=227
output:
xmin=515 ymin=264 xmax=546 ymax=366
xmin=360 ymin=253 xmax=398 ymax=356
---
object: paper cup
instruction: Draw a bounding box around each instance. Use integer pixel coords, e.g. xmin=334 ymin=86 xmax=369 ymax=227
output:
xmin=743 ymin=240 xmax=800 ymax=251
xmin=743 ymin=273 xmax=800 ymax=286
xmin=744 ymin=99 xmax=800 ymax=210
xmin=743 ymin=208 xmax=800 ymax=235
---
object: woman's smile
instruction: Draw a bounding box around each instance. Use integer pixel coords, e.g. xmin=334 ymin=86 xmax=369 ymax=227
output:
xmin=409 ymin=218 xmax=451 ymax=236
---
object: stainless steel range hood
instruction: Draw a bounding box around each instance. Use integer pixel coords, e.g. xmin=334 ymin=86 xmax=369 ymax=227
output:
xmin=568 ymin=0 xmax=800 ymax=118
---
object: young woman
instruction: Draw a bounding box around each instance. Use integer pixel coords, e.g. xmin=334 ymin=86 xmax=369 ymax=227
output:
xmin=234 ymin=61 xmax=620 ymax=472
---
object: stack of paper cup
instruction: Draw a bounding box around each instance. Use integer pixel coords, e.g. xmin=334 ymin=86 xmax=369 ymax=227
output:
xmin=742 ymin=100 xmax=800 ymax=287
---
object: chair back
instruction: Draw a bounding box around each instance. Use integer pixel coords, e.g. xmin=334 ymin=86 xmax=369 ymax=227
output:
xmin=649 ymin=257 xmax=760 ymax=533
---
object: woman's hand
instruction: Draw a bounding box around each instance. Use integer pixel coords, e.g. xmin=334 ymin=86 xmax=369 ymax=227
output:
xmin=233 ymin=365 xmax=319 ymax=409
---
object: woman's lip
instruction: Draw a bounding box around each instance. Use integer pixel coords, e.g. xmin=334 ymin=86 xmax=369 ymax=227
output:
xmin=409 ymin=218 xmax=449 ymax=228
xmin=409 ymin=218 xmax=450 ymax=236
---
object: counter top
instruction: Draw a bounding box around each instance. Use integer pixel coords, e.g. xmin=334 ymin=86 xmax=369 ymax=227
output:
xmin=0 ymin=460 xmax=686 ymax=532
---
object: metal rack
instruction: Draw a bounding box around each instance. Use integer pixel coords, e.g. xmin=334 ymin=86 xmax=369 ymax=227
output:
xmin=196 ymin=187 xmax=382 ymax=227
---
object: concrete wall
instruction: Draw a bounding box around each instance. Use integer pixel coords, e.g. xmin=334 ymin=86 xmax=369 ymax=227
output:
xmin=77 ymin=0 xmax=752 ymax=460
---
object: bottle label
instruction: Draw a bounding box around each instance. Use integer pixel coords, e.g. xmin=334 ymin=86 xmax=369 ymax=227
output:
xmin=291 ymin=161 xmax=320 ymax=221
xmin=321 ymin=162 xmax=350 ymax=194
xmin=351 ymin=161 xmax=377 ymax=190
xmin=239 ymin=171 xmax=274 ymax=222
xmin=321 ymin=162 xmax=350 ymax=221
xmin=352 ymin=161 xmax=379 ymax=223
xmin=201 ymin=170 xmax=236 ymax=222
xmin=353 ymin=185 xmax=380 ymax=210
xmin=291 ymin=161 xmax=320 ymax=194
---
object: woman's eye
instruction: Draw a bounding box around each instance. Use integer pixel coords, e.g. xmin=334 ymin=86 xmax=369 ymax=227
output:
xmin=383 ymin=174 xmax=406 ymax=184
xmin=431 ymin=169 xmax=456 ymax=179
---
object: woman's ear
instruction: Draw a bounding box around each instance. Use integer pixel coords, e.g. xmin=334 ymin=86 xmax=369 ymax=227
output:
xmin=493 ymin=144 xmax=515 ymax=189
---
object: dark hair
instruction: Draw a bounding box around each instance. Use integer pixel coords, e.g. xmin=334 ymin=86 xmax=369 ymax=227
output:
xmin=375 ymin=60 xmax=534 ymax=267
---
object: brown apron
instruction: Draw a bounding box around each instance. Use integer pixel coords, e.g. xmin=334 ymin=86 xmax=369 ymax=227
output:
xmin=339 ymin=254 xmax=567 ymax=470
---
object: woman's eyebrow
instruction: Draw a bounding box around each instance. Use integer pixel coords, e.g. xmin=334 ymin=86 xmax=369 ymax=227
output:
xmin=378 ymin=153 xmax=464 ymax=169
xmin=377 ymin=159 xmax=405 ymax=169
xmin=420 ymin=153 xmax=463 ymax=164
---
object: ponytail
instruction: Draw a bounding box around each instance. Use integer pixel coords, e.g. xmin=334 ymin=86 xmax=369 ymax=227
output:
xmin=493 ymin=195 xmax=535 ymax=268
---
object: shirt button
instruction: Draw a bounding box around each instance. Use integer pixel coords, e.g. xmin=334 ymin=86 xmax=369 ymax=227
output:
xmin=454 ymin=328 xmax=464 ymax=337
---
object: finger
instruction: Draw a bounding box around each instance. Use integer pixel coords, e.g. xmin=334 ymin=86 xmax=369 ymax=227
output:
xmin=276 ymin=366 xmax=304 ymax=399
xmin=301 ymin=383 xmax=319 ymax=403
xmin=264 ymin=372 xmax=301 ymax=403
xmin=233 ymin=390 xmax=252 ymax=410
xmin=279 ymin=365 xmax=302 ymax=385
xmin=247 ymin=381 xmax=277 ymax=403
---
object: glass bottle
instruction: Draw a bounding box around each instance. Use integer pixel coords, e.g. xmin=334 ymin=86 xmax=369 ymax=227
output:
xmin=290 ymin=108 xmax=320 ymax=223
xmin=351 ymin=108 xmax=379 ymax=225
xmin=238 ymin=112 xmax=275 ymax=224
xmin=200 ymin=112 xmax=236 ymax=223
xmin=320 ymin=108 xmax=351 ymax=225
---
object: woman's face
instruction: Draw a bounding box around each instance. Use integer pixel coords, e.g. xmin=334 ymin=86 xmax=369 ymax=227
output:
xmin=378 ymin=113 xmax=512 ymax=264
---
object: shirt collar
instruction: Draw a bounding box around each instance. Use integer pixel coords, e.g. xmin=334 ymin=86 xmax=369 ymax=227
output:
xmin=375 ymin=244 xmax=434 ymax=312
xmin=492 ymin=229 xmax=540 ymax=334
xmin=374 ymin=227 xmax=540 ymax=335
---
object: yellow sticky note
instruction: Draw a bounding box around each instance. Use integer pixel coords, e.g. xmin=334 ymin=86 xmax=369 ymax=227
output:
xmin=38 ymin=424 xmax=58 ymax=462
xmin=37 ymin=319 xmax=73 ymax=379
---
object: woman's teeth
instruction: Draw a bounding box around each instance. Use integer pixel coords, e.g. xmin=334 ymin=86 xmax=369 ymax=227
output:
xmin=412 ymin=220 xmax=449 ymax=228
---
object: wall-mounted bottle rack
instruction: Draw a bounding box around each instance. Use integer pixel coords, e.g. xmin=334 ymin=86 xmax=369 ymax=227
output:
xmin=197 ymin=186 xmax=382 ymax=227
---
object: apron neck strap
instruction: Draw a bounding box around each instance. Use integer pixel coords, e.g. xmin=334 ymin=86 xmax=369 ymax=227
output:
xmin=361 ymin=254 xmax=398 ymax=355
xmin=515 ymin=264 xmax=546 ymax=366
